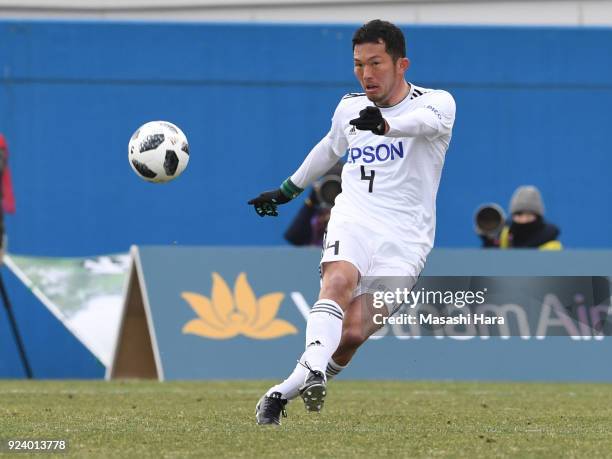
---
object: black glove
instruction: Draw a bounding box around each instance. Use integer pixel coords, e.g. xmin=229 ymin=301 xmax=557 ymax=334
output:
xmin=248 ymin=189 xmax=291 ymax=217
xmin=248 ymin=178 xmax=303 ymax=217
xmin=349 ymin=106 xmax=387 ymax=135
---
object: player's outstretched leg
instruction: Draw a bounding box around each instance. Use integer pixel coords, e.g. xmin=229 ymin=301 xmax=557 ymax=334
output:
xmin=296 ymin=298 xmax=345 ymax=412
xmin=300 ymin=292 xmax=388 ymax=413
xmin=254 ymin=261 xmax=358 ymax=421
xmin=255 ymin=392 xmax=287 ymax=425
xmin=296 ymin=261 xmax=357 ymax=412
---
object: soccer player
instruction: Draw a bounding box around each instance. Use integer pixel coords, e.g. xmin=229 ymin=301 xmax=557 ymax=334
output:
xmin=248 ymin=19 xmax=456 ymax=425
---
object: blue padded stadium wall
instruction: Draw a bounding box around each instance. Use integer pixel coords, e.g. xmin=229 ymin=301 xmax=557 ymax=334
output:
xmin=0 ymin=20 xmax=611 ymax=377
xmin=1 ymin=21 xmax=611 ymax=255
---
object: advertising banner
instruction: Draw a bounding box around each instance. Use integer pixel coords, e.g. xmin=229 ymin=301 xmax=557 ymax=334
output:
xmin=108 ymin=247 xmax=612 ymax=381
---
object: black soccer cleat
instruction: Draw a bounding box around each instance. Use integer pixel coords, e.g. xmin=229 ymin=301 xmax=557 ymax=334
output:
xmin=255 ymin=391 xmax=287 ymax=425
xmin=299 ymin=369 xmax=327 ymax=413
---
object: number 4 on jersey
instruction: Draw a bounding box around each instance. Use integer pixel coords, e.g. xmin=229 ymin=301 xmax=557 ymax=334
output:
xmin=360 ymin=165 xmax=375 ymax=192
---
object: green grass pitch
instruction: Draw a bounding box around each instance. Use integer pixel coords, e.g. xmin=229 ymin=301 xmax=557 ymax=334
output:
xmin=1 ymin=380 xmax=611 ymax=458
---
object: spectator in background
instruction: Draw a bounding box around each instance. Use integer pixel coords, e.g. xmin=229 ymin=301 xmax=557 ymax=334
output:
xmin=476 ymin=185 xmax=562 ymax=250
xmin=0 ymin=134 xmax=17 ymax=257
xmin=284 ymin=162 xmax=343 ymax=247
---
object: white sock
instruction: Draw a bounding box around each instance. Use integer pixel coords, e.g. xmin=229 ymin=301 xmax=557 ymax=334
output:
xmin=266 ymin=361 xmax=308 ymax=400
xmin=325 ymin=358 xmax=347 ymax=380
xmin=300 ymin=299 xmax=344 ymax=375
xmin=265 ymin=299 xmax=344 ymax=400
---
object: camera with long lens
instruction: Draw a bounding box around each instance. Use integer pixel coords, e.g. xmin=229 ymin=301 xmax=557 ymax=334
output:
xmin=313 ymin=163 xmax=343 ymax=209
xmin=313 ymin=174 xmax=342 ymax=209
xmin=474 ymin=203 xmax=506 ymax=238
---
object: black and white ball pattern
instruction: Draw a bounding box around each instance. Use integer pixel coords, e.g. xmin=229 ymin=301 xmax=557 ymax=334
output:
xmin=128 ymin=121 xmax=189 ymax=183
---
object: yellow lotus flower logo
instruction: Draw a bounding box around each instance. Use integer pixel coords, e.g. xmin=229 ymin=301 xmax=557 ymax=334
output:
xmin=181 ymin=272 xmax=298 ymax=340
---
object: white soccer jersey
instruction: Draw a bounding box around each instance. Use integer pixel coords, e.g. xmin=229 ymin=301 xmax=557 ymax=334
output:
xmin=325 ymin=84 xmax=456 ymax=260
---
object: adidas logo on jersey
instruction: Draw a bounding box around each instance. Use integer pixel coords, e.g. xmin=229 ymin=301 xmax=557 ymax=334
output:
xmin=349 ymin=125 xmax=357 ymax=135
xmin=347 ymin=141 xmax=405 ymax=164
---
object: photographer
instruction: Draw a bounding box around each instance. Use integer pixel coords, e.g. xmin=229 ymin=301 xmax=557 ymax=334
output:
xmin=0 ymin=134 xmax=16 ymax=257
xmin=475 ymin=185 xmax=562 ymax=250
xmin=284 ymin=162 xmax=343 ymax=246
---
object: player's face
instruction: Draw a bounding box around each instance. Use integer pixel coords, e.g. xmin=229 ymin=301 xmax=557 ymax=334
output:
xmin=512 ymin=212 xmax=538 ymax=224
xmin=353 ymin=41 xmax=409 ymax=106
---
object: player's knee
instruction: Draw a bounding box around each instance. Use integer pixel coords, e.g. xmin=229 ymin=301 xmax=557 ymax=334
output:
xmin=321 ymin=272 xmax=353 ymax=304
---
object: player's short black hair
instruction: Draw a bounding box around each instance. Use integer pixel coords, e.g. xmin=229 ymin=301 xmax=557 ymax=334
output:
xmin=352 ymin=20 xmax=406 ymax=61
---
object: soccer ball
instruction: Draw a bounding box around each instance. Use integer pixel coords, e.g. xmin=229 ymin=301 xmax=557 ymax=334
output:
xmin=128 ymin=121 xmax=189 ymax=183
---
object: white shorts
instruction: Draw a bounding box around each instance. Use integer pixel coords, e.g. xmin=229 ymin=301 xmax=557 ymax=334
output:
xmin=320 ymin=218 xmax=426 ymax=314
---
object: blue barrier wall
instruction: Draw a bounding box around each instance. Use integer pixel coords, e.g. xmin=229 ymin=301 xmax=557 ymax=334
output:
xmin=1 ymin=21 xmax=612 ymax=378
xmin=1 ymin=21 xmax=611 ymax=256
